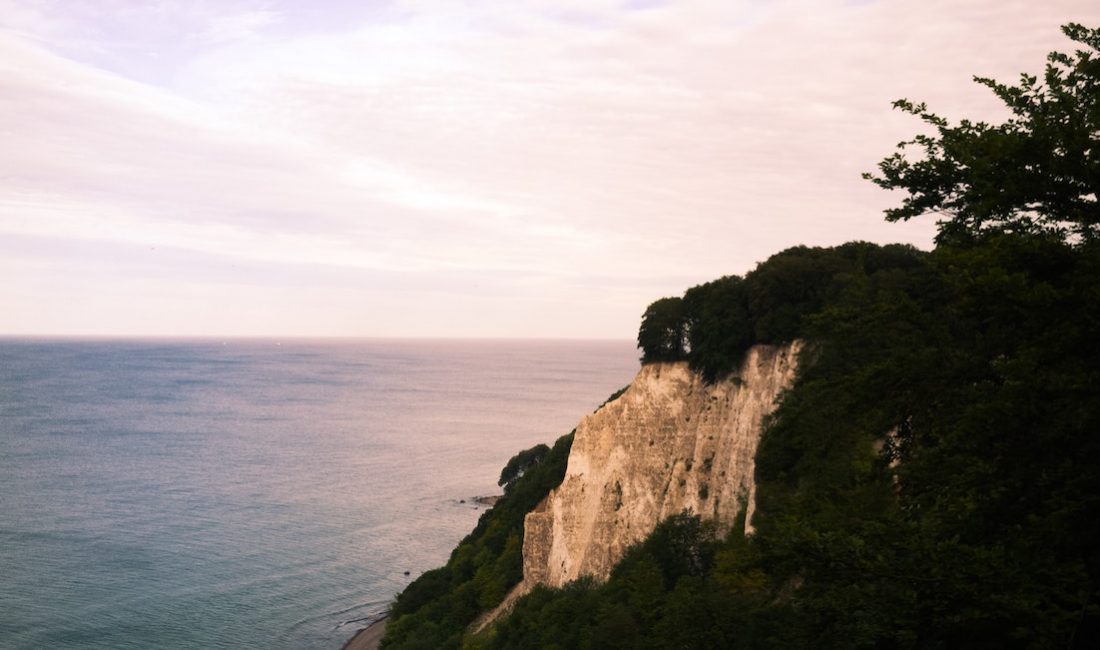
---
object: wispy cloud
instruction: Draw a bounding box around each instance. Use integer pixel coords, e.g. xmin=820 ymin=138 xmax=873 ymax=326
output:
xmin=195 ymin=9 xmax=281 ymax=45
xmin=2 ymin=0 xmax=1097 ymax=336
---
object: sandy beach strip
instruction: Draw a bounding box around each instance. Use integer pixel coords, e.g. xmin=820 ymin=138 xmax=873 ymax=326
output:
xmin=341 ymin=616 xmax=388 ymax=650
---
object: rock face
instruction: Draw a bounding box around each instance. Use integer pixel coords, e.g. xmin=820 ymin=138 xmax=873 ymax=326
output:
xmin=521 ymin=342 xmax=801 ymax=588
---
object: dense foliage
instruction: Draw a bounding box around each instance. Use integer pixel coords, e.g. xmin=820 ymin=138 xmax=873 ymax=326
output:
xmin=638 ymin=242 xmax=925 ymax=381
xmin=497 ymin=443 xmax=549 ymax=491
xmin=381 ymin=432 xmax=574 ymax=649
xmin=636 ymin=297 xmax=687 ymax=363
xmin=482 ymin=513 xmax=738 ymax=650
xmin=864 ymin=23 xmax=1100 ymax=243
xmin=750 ymin=233 xmax=1100 ymax=647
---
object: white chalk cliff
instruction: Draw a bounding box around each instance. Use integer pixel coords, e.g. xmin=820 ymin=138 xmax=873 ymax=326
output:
xmin=521 ymin=341 xmax=801 ymax=590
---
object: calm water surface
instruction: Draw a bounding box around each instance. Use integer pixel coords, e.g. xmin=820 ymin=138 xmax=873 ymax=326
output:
xmin=0 ymin=339 xmax=637 ymax=649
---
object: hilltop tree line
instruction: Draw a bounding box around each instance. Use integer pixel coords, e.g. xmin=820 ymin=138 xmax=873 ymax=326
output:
xmin=636 ymin=242 xmax=925 ymax=381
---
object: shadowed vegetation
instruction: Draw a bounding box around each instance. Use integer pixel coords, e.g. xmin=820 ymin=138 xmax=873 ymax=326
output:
xmin=381 ymin=432 xmax=575 ymax=649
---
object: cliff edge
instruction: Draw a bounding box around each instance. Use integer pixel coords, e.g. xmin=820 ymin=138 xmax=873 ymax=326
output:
xmin=521 ymin=341 xmax=800 ymax=591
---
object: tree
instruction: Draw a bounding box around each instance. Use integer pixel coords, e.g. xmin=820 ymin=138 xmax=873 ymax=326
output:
xmin=681 ymin=276 xmax=752 ymax=382
xmin=498 ymin=443 xmax=550 ymax=491
xmin=865 ymin=23 xmax=1100 ymax=244
xmin=637 ymin=296 xmax=687 ymax=362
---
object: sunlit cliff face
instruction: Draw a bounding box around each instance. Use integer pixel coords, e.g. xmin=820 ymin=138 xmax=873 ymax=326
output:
xmin=522 ymin=341 xmax=801 ymax=589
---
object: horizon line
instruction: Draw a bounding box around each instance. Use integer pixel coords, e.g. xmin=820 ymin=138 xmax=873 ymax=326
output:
xmin=0 ymin=333 xmax=636 ymax=343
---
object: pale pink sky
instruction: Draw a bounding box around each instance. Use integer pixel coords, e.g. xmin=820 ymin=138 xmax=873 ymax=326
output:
xmin=2 ymin=0 xmax=1097 ymax=338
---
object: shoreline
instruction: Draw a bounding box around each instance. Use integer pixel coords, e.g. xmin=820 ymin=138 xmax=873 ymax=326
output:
xmin=340 ymin=615 xmax=388 ymax=650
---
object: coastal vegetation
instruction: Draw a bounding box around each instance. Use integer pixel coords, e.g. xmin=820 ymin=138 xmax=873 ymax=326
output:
xmin=383 ymin=23 xmax=1100 ymax=648
xmin=497 ymin=444 xmax=550 ymax=492
xmin=491 ymin=229 xmax=1099 ymax=648
xmin=382 ymin=433 xmax=574 ymax=649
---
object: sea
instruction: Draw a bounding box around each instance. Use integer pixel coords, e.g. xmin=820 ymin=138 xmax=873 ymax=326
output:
xmin=0 ymin=338 xmax=638 ymax=649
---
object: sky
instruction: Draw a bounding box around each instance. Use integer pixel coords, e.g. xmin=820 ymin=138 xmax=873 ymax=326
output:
xmin=2 ymin=0 xmax=1098 ymax=338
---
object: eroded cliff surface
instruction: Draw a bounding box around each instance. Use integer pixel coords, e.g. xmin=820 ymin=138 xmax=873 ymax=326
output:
xmin=522 ymin=342 xmax=801 ymax=589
